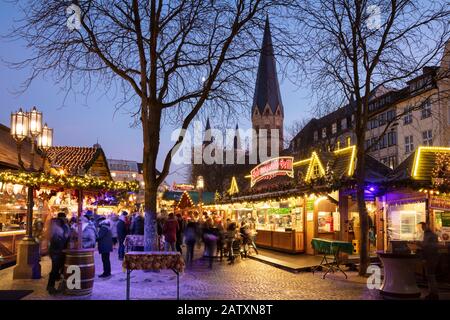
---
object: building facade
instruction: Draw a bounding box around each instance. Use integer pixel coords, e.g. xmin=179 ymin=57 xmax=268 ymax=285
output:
xmin=290 ymin=41 xmax=450 ymax=169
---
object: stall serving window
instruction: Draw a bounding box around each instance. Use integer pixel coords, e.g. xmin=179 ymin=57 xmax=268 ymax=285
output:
xmin=387 ymin=202 xmax=426 ymax=241
xmin=255 ymin=203 xmax=304 ymax=232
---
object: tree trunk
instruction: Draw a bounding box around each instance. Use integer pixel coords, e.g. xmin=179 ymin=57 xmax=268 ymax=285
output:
xmin=355 ymin=145 xmax=370 ymax=276
xmin=142 ymin=103 xmax=162 ymax=251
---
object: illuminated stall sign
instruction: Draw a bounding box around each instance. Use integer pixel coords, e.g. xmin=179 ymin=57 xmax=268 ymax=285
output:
xmin=250 ymin=157 xmax=294 ymax=187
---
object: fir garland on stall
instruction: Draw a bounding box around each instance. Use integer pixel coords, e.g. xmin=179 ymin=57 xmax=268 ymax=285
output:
xmin=0 ymin=170 xmax=140 ymax=192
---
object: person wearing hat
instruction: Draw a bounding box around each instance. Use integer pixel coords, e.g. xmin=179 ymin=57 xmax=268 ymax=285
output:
xmin=97 ymin=218 xmax=113 ymax=278
xmin=47 ymin=212 xmax=70 ymax=294
xmin=117 ymin=211 xmax=129 ymax=260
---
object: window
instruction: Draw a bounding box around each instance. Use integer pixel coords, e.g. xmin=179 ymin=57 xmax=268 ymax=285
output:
xmin=378 ymin=113 xmax=387 ymax=126
xmin=314 ymin=131 xmax=318 ymax=141
xmin=322 ymin=128 xmax=327 ymax=139
xmin=313 ymin=164 xmax=320 ymax=177
xmin=369 ymin=118 xmax=378 ymax=130
xmin=341 ymin=118 xmax=347 ymax=130
xmin=387 ymin=109 xmax=396 ymax=122
xmin=379 ymin=134 xmax=387 ymax=149
xmin=405 ymin=135 xmax=414 ymax=154
xmin=371 ymin=137 xmax=378 ymax=151
xmin=421 ymin=100 xmax=432 ymax=119
xmin=387 ymin=155 xmax=397 ymax=169
xmin=332 ymin=123 xmax=337 ymax=134
xmin=422 ymin=130 xmax=433 ymax=146
xmin=365 ymin=139 xmax=371 ymax=150
xmin=404 ymin=107 xmax=413 ymax=125
xmin=387 ymin=131 xmax=397 ymax=147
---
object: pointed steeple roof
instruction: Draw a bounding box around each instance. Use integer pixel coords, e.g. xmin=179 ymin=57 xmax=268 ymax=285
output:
xmin=203 ymin=118 xmax=212 ymax=145
xmin=252 ymin=16 xmax=284 ymax=116
xmin=234 ymin=123 xmax=242 ymax=150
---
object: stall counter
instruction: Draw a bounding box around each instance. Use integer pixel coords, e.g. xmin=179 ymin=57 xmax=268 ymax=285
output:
xmin=255 ymin=229 xmax=304 ymax=253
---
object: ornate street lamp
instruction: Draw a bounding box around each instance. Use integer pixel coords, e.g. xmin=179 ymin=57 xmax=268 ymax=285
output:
xmin=9 ymin=106 xmax=53 ymax=279
xmin=197 ymin=176 xmax=204 ymax=215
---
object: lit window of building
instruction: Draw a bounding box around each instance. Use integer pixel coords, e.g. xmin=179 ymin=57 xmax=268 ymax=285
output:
xmin=314 ymin=131 xmax=318 ymax=141
xmin=332 ymin=123 xmax=337 ymax=134
xmin=322 ymin=128 xmax=327 ymax=138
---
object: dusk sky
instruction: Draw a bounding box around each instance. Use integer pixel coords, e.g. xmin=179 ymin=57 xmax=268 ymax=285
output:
xmin=0 ymin=1 xmax=313 ymax=185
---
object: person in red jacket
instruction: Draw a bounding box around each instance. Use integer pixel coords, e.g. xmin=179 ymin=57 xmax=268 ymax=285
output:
xmin=163 ymin=213 xmax=179 ymax=251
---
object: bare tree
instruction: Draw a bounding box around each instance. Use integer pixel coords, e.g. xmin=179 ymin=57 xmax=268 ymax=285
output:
xmin=294 ymin=0 xmax=449 ymax=275
xmin=8 ymin=0 xmax=295 ymax=250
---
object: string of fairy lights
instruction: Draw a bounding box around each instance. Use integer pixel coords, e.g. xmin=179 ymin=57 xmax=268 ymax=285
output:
xmin=0 ymin=171 xmax=140 ymax=192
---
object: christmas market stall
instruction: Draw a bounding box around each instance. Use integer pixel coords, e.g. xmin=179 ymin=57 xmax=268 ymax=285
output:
xmin=160 ymin=190 xmax=215 ymax=218
xmin=380 ymin=146 xmax=450 ymax=281
xmin=0 ymin=123 xmax=46 ymax=269
xmin=218 ymin=146 xmax=392 ymax=255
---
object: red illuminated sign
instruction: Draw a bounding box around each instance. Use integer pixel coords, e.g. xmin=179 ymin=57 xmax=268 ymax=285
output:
xmin=250 ymin=157 xmax=294 ymax=187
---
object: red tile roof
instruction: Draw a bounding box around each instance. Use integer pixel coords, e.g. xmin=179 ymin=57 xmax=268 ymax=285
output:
xmin=46 ymin=146 xmax=103 ymax=175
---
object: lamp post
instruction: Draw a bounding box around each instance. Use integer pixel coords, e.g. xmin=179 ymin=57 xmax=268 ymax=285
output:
xmin=196 ymin=176 xmax=204 ymax=216
xmin=10 ymin=106 xmax=53 ymax=279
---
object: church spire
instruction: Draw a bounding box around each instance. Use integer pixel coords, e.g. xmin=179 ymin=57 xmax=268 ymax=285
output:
xmin=252 ymin=16 xmax=284 ymax=116
xmin=203 ymin=118 xmax=212 ymax=145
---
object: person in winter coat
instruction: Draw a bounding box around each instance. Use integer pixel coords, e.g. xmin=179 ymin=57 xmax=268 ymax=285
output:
xmin=225 ymin=222 xmax=238 ymax=263
xmin=97 ymin=218 xmax=113 ymax=277
xmin=202 ymin=219 xmax=218 ymax=269
xmin=117 ymin=211 xmax=129 ymax=260
xmin=81 ymin=214 xmax=97 ymax=249
xmin=130 ymin=213 xmax=145 ymax=235
xmin=175 ymin=213 xmax=184 ymax=254
xmin=417 ymin=222 xmax=440 ymax=300
xmin=47 ymin=212 xmax=70 ymax=294
xmin=184 ymin=220 xmax=197 ymax=266
xmin=110 ymin=214 xmax=119 ymax=248
xmin=163 ymin=213 xmax=179 ymax=251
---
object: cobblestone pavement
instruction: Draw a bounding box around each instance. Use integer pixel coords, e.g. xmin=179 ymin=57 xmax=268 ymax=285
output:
xmin=0 ymin=246 xmax=443 ymax=300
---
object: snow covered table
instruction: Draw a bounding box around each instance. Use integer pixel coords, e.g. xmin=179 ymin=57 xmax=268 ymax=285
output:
xmin=123 ymin=251 xmax=185 ymax=300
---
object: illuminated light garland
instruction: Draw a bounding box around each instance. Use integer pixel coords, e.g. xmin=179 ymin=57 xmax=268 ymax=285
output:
xmin=293 ymin=158 xmax=311 ymax=167
xmin=305 ymin=152 xmax=326 ymax=182
xmin=412 ymin=146 xmax=450 ymax=178
xmin=228 ymin=176 xmax=239 ymax=195
xmin=0 ymin=171 xmax=139 ymax=192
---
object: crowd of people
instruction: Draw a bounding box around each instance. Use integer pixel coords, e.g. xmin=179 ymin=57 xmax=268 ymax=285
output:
xmin=45 ymin=209 xmax=257 ymax=294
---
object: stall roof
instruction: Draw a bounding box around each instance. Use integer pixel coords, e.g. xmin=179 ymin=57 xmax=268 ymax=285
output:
xmin=0 ymin=123 xmax=43 ymax=170
xmin=389 ymin=146 xmax=450 ymax=182
xmin=45 ymin=146 xmax=112 ymax=180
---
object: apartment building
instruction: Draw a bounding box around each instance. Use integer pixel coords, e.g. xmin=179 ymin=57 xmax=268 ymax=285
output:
xmin=290 ymin=41 xmax=450 ymax=169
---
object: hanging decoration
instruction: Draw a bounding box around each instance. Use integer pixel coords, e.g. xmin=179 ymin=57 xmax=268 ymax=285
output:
xmin=431 ymin=152 xmax=450 ymax=187
xmin=228 ymin=176 xmax=239 ymax=196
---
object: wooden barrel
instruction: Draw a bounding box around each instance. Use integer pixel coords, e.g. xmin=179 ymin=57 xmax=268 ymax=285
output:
xmin=63 ymin=248 xmax=95 ymax=296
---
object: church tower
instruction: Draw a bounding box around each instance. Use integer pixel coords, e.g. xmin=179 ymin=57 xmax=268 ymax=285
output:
xmin=251 ymin=16 xmax=284 ymax=160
